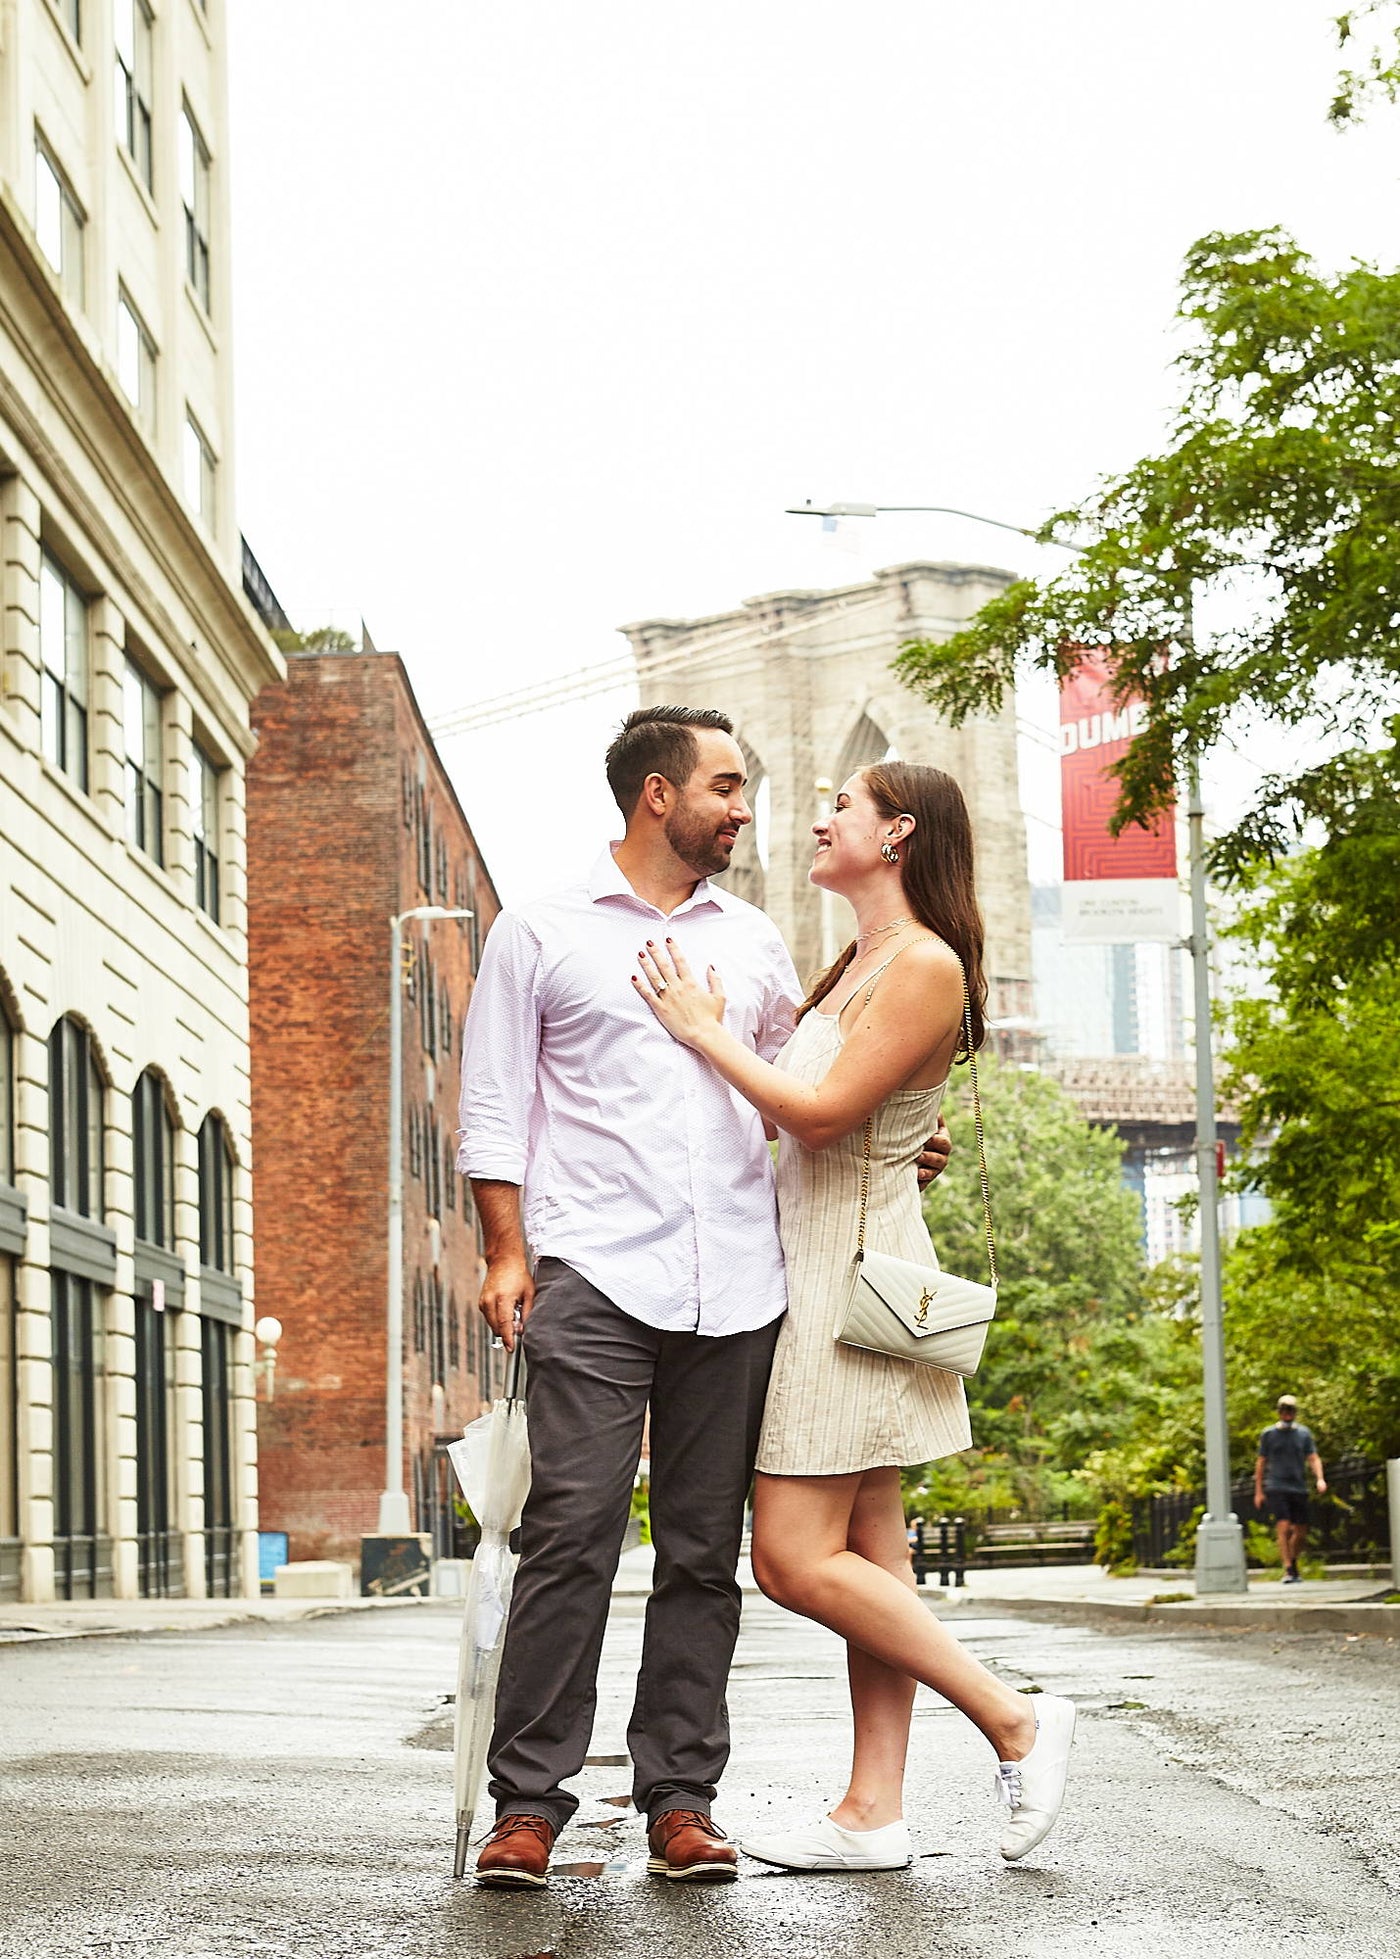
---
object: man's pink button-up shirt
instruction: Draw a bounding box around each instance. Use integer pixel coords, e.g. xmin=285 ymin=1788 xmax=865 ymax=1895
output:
xmin=457 ymin=848 xmax=801 ymax=1337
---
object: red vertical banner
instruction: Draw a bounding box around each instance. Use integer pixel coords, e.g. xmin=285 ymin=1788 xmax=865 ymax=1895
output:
xmin=1060 ymin=652 xmax=1180 ymax=942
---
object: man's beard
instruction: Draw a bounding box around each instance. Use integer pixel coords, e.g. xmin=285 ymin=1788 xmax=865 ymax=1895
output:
xmin=664 ymin=802 xmax=736 ymax=878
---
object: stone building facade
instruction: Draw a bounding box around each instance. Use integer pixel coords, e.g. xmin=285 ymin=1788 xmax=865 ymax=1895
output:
xmin=621 ymin=562 xmax=1032 ymax=1020
xmin=246 ymin=651 xmax=503 ymax=1567
xmin=0 ymin=0 xmax=278 ymax=1601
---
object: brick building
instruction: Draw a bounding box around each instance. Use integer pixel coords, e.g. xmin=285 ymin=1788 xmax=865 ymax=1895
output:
xmin=246 ymin=649 xmax=502 ymax=1564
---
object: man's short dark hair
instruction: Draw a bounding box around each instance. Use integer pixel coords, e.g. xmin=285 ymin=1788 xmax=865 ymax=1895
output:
xmin=604 ymin=705 xmax=734 ymax=817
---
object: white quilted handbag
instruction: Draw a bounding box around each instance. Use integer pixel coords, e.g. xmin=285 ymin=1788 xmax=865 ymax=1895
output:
xmin=834 ymin=980 xmax=997 ymax=1376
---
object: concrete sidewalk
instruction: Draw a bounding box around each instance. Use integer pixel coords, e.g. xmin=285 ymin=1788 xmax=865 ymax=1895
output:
xmin=5 ymin=1549 xmax=1394 ymax=1646
xmin=615 ymin=1545 xmax=1400 ymax=1636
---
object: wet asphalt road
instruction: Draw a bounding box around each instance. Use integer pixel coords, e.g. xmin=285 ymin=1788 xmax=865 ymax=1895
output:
xmin=1 ymin=1594 xmax=1396 ymax=1959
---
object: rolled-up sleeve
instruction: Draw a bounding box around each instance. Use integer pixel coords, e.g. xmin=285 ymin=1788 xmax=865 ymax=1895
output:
xmin=457 ymin=912 xmax=544 ymax=1183
xmin=756 ymin=930 xmax=801 ymax=1062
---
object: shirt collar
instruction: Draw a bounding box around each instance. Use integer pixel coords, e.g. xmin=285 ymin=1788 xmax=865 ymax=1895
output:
xmin=588 ymin=844 xmax=735 ymax=918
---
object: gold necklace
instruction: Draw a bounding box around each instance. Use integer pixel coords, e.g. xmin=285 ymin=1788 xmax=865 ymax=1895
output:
xmin=855 ymin=914 xmax=916 ymax=951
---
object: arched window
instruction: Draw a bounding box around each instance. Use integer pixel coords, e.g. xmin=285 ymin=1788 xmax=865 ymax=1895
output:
xmin=132 ymin=1070 xmax=174 ymax=1249
xmin=48 ymin=1017 xmax=103 ymax=1219
xmin=0 ymin=998 xmax=13 ymax=1187
xmin=197 ymin=1114 xmax=234 ymax=1273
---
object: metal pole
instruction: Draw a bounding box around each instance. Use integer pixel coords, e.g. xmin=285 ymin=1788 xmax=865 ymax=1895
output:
xmin=1387 ymin=1459 xmax=1400 ymax=1587
xmin=378 ymin=914 xmax=411 ymax=1534
xmin=1184 ymin=596 xmax=1246 ymax=1593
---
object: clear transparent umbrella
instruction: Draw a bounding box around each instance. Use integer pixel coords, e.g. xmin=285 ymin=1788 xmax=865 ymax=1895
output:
xmin=447 ymin=1343 xmax=531 ymax=1878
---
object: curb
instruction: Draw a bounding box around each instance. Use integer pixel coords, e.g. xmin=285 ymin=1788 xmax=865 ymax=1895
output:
xmin=0 ymin=1594 xmax=435 ymax=1645
xmin=929 ymin=1594 xmax=1400 ymax=1638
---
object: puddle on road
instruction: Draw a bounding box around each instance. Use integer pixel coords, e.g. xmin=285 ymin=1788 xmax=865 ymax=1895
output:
xmin=553 ymin=1858 xmax=637 ymax=1878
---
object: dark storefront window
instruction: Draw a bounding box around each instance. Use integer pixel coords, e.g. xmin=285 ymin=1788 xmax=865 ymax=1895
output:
xmin=201 ymin=1318 xmax=234 ymax=1598
xmin=134 ymin=1298 xmax=180 ymax=1597
xmin=51 ymin=1271 xmax=110 ymax=1599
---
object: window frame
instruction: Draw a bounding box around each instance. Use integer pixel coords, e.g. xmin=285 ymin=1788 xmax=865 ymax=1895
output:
xmin=132 ymin=1070 xmax=175 ymax=1249
xmin=39 ymin=551 xmax=89 ymax=791
xmin=178 ymin=103 xmax=211 ymax=311
xmin=197 ymin=1113 xmax=234 ymax=1274
xmin=182 ymin=412 xmax=216 ymax=528
xmin=114 ymin=0 xmax=155 ymax=192
xmin=116 ymin=287 xmax=157 ymax=431
xmin=0 ymin=1005 xmax=13 ymax=1187
xmin=49 ymin=1017 xmax=104 ymax=1221
xmin=192 ymin=743 xmax=221 ymax=923
xmin=34 ymin=133 xmax=85 ymax=305
xmin=122 ymin=657 xmax=164 ymax=865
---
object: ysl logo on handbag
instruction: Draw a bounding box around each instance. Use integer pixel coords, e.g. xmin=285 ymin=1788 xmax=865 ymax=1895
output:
xmin=915 ymin=1285 xmax=936 ymax=1327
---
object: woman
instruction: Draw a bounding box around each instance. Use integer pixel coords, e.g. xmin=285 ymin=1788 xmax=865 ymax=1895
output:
xmin=633 ymin=761 xmax=1074 ymax=1870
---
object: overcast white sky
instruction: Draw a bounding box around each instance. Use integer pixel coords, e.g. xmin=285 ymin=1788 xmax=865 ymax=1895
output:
xmin=227 ymin=2 xmax=1396 ymax=904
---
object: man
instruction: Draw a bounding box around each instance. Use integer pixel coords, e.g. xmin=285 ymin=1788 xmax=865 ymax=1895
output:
xmin=1254 ymin=1395 xmax=1326 ymax=1585
xmin=457 ymin=706 xmax=948 ymax=1889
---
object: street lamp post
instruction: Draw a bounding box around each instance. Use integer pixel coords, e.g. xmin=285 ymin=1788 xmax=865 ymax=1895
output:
xmin=377 ymin=904 xmax=473 ymax=1537
xmin=787 ymin=498 xmax=1247 ymax=1594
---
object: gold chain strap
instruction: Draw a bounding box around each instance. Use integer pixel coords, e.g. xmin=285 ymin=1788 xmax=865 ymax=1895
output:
xmin=853 ymin=970 xmax=997 ymax=1289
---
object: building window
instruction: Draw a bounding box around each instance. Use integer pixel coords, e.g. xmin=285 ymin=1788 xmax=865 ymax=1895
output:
xmin=49 ymin=1017 xmax=103 ymax=1220
xmin=443 ymin=1135 xmax=456 ymax=1212
xmin=183 ymin=413 xmax=215 ymax=527
xmin=34 ymin=136 xmax=84 ymax=304
xmin=0 ymin=1005 xmax=12 ymax=1186
xmin=114 ymin=1 xmax=155 ymax=192
xmin=52 ymin=1271 xmax=108 ymax=1600
xmin=132 ymin=1070 xmax=174 ymax=1249
xmin=178 ymin=105 xmax=211 ymax=311
xmin=123 ymin=660 xmax=164 ymax=865
xmin=57 ymin=0 xmax=82 ymax=42
xmin=201 ymin=1319 xmax=234 ymax=1597
xmin=39 ymin=552 xmax=89 ymax=791
xmin=197 ymin=1113 xmax=234 ymax=1273
xmin=134 ymin=1294 xmax=178 ymax=1596
xmin=116 ymin=289 xmax=157 ymax=431
xmin=192 ymin=745 xmax=221 ymax=922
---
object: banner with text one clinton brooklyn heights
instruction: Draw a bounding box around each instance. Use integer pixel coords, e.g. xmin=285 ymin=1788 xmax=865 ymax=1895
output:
xmin=1060 ymin=650 xmax=1180 ymax=944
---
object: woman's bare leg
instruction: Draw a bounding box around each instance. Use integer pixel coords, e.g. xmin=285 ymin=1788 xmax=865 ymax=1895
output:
xmin=752 ymin=1470 xmax=1036 ymax=1765
xmin=829 ymin=1468 xmax=917 ymax=1831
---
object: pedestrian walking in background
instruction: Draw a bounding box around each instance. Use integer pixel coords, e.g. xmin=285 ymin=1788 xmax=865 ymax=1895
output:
xmin=1254 ymin=1395 xmax=1326 ymax=1584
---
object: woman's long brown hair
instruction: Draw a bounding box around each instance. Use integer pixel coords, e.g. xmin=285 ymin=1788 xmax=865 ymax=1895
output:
xmin=798 ymin=762 xmax=988 ymax=1057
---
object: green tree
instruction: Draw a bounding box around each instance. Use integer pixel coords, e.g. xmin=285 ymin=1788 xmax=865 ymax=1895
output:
xmin=1331 ymin=2 xmax=1400 ymax=124
xmin=271 ymin=624 xmax=357 ymax=655
xmin=1217 ymin=847 xmax=1400 ymax=1460
xmin=894 ymin=227 xmax=1400 ymax=981
xmin=908 ymin=1060 xmax=1188 ymax=1516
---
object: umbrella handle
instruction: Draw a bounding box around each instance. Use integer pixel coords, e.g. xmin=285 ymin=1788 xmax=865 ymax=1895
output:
xmin=504 ymin=1333 xmax=525 ymax=1404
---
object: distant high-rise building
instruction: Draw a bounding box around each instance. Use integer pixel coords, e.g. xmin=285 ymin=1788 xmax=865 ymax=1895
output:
xmin=0 ymin=1 xmax=280 ymax=1602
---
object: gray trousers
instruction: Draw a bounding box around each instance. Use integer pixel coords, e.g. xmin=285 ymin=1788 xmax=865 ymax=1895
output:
xmin=488 ymin=1257 xmax=781 ymax=1832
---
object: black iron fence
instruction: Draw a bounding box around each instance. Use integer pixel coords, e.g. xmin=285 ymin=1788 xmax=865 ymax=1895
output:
xmin=1132 ymin=1454 xmax=1390 ymax=1569
xmin=910 ymin=1516 xmax=967 ymax=1587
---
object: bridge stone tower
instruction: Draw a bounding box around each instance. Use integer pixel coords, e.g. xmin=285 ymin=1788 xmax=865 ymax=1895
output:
xmin=620 ymin=561 xmax=1032 ymax=1017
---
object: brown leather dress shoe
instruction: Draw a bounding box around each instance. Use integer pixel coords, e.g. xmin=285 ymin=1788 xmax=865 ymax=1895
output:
xmin=646 ymin=1809 xmax=739 ymax=1883
xmin=474 ymin=1812 xmax=556 ymax=1889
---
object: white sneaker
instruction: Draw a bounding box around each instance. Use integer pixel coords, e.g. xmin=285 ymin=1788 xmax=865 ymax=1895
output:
xmin=996 ymin=1694 xmax=1076 ymax=1861
xmin=740 ymin=1812 xmax=913 ymax=1872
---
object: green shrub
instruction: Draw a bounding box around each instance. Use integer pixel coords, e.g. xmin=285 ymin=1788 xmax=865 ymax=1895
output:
xmin=1093 ymin=1499 xmax=1136 ymax=1575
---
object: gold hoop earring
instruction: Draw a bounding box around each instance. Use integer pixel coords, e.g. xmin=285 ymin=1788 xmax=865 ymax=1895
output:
xmin=881 ymin=840 xmax=900 ymax=865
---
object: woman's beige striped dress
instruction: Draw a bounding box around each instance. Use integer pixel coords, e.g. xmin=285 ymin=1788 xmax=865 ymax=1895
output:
xmin=755 ymin=1004 xmax=971 ymax=1476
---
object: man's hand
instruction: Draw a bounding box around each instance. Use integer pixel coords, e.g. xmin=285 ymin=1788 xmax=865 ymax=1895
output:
xmin=916 ymin=1117 xmax=952 ymax=1191
xmin=479 ymin=1254 xmax=533 ymax=1350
